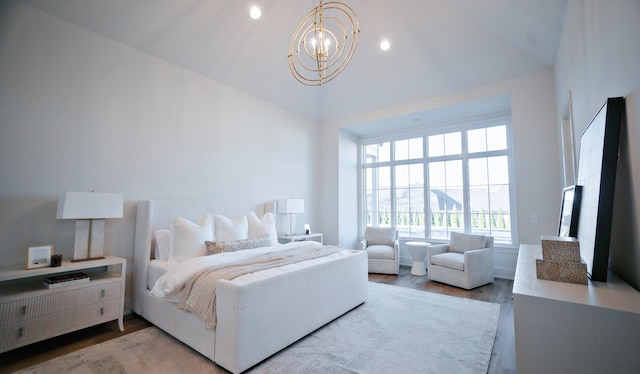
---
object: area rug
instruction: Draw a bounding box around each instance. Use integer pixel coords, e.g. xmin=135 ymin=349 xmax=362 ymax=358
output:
xmin=17 ymin=282 xmax=500 ymax=374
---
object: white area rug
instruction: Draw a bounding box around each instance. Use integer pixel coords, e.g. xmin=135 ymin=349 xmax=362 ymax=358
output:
xmin=18 ymin=282 xmax=500 ymax=374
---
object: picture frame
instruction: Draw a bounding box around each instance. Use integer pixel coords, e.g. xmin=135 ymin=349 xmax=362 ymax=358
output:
xmin=576 ymin=97 xmax=625 ymax=281
xmin=27 ymin=245 xmax=52 ymax=269
xmin=558 ymin=185 xmax=582 ymax=238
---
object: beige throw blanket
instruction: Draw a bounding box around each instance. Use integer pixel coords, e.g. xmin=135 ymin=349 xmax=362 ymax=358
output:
xmin=177 ymin=245 xmax=346 ymax=329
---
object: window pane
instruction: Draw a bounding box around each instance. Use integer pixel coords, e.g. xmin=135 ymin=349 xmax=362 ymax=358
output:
xmin=469 ymin=158 xmax=489 ymax=186
xmin=429 ymin=160 xmax=464 ymax=239
xmin=430 ymin=132 xmax=461 ymax=157
xmin=364 ymin=166 xmax=392 ymax=227
xmin=488 ymin=156 xmax=509 ymax=184
xmin=396 ymin=137 xmax=423 ymax=161
xmin=487 ymin=125 xmax=507 ymax=151
xmin=409 ymin=163 xmax=424 ymax=185
xmin=445 ymin=160 xmax=463 ymax=187
xmin=409 ymin=137 xmax=423 ymax=159
xmin=444 ymin=132 xmax=461 ymax=155
xmin=468 ymin=128 xmax=487 ymax=153
xmin=395 ymin=164 xmax=409 ymax=187
xmin=395 ymin=139 xmax=409 ymax=161
xmin=468 ymin=155 xmax=511 ymax=243
xmin=364 ymin=142 xmax=390 ymax=164
xmin=468 ymin=125 xmax=507 ymax=153
xmin=428 ymin=135 xmax=444 ymax=157
xmin=395 ymin=163 xmax=425 ymax=238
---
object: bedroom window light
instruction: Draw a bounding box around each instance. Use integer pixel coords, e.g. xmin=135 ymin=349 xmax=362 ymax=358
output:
xmin=359 ymin=117 xmax=516 ymax=245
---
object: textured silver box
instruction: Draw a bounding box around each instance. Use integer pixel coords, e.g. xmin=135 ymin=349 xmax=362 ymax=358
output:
xmin=541 ymin=236 xmax=581 ymax=262
xmin=535 ymin=251 xmax=588 ymax=285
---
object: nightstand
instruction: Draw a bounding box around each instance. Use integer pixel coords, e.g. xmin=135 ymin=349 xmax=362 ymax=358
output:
xmin=0 ymin=255 xmax=126 ymax=353
xmin=278 ymin=233 xmax=323 ymax=245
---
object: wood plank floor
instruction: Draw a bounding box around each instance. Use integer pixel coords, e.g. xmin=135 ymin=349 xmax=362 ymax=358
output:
xmin=1 ymin=266 xmax=515 ymax=373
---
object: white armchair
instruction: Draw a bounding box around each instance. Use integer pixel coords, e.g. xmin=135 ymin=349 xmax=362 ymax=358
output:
xmin=426 ymin=232 xmax=494 ymax=290
xmin=359 ymin=227 xmax=399 ymax=275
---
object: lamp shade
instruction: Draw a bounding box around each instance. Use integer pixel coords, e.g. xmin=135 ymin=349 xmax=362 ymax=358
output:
xmin=278 ymin=199 xmax=304 ymax=214
xmin=56 ymin=191 xmax=123 ymax=219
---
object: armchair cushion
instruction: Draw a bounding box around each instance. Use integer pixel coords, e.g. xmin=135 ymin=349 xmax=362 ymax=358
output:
xmin=431 ymin=252 xmax=464 ymax=271
xmin=366 ymin=244 xmax=397 ymax=260
xmin=366 ymin=227 xmax=396 ymax=246
xmin=449 ymin=232 xmax=486 ymax=253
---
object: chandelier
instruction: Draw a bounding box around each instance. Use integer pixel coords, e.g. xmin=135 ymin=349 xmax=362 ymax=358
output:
xmin=288 ymin=0 xmax=360 ymax=86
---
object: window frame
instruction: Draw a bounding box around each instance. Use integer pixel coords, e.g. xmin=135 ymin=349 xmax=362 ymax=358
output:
xmin=358 ymin=115 xmax=517 ymax=246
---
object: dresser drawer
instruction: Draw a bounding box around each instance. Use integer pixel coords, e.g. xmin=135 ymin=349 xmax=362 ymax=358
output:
xmin=0 ymin=280 xmax=121 ymax=326
xmin=0 ymin=295 xmax=121 ymax=351
xmin=0 ymin=312 xmax=65 ymax=350
xmin=64 ymin=299 xmax=121 ymax=329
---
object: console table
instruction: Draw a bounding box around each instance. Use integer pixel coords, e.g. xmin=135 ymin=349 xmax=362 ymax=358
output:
xmin=513 ymin=244 xmax=640 ymax=373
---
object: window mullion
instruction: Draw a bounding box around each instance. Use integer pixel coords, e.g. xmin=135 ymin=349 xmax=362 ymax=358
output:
xmin=389 ymin=142 xmax=397 ymax=229
xmin=424 ymin=137 xmax=430 ymax=239
xmin=461 ymin=131 xmax=472 ymax=232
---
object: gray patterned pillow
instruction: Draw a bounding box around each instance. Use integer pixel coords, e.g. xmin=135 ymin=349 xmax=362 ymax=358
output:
xmin=206 ymin=236 xmax=272 ymax=255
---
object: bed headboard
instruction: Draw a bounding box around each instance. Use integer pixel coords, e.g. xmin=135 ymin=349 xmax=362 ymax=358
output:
xmin=132 ymin=200 xmax=276 ymax=314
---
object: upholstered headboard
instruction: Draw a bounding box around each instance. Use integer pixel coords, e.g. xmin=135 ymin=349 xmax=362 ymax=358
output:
xmin=132 ymin=200 xmax=276 ymax=314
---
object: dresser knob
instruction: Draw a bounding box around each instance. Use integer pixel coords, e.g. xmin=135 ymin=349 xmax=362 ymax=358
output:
xmin=18 ymin=327 xmax=23 ymax=338
xmin=101 ymin=289 xmax=106 ymax=297
xmin=100 ymin=307 xmax=104 ymax=316
xmin=21 ymin=305 xmax=27 ymax=315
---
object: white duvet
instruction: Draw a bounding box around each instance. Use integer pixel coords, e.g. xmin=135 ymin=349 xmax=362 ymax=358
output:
xmin=151 ymin=241 xmax=353 ymax=298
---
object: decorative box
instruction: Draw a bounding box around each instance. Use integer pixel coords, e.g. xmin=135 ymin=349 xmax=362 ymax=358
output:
xmin=541 ymin=236 xmax=580 ymax=262
xmin=536 ymin=236 xmax=587 ymax=285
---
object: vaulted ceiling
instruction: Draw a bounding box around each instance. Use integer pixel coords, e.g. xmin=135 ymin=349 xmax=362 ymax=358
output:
xmin=22 ymin=0 xmax=568 ymax=126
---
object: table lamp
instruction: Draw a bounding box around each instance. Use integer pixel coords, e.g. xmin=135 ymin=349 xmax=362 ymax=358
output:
xmin=278 ymin=198 xmax=304 ymax=236
xmin=56 ymin=191 xmax=123 ymax=262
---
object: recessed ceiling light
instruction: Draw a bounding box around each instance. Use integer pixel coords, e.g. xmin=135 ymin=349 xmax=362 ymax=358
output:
xmin=250 ymin=6 xmax=261 ymax=20
xmin=380 ymin=39 xmax=390 ymax=51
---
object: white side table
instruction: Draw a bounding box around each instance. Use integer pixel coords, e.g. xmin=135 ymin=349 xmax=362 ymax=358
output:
xmin=278 ymin=233 xmax=323 ymax=245
xmin=406 ymin=241 xmax=429 ymax=276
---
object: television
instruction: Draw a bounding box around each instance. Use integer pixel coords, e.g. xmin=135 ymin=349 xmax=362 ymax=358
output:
xmin=575 ymin=97 xmax=625 ymax=282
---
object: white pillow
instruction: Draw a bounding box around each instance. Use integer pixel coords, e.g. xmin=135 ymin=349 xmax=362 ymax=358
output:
xmin=169 ymin=214 xmax=213 ymax=262
xmin=154 ymin=229 xmax=170 ymax=261
xmin=213 ymin=214 xmax=248 ymax=242
xmin=247 ymin=212 xmax=278 ymax=246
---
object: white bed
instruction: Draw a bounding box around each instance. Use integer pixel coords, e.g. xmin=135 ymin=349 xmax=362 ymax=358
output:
xmin=132 ymin=200 xmax=368 ymax=373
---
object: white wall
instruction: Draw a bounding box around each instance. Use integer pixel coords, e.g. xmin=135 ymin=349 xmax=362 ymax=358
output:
xmin=0 ymin=4 xmax=320 ymax=302
xmin=554 ymin=0 xmax=640 ymax=290
xmin=321 ymin=69 xmax=561 ymax=279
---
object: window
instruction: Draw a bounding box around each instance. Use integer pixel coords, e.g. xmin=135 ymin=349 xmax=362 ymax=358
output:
xmin=360 ymin=120 xmax=515 ymax=245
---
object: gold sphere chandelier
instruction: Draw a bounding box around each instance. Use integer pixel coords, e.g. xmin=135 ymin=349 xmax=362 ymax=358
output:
xmin=288 ymin=0 xmax=360 ymax=86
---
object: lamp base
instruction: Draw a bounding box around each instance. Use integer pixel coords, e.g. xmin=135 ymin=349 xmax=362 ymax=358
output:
xmin=73 ymin=219 xmax=106 ymax=261
xmin=286 ymin=214 xmax=296 ymax=236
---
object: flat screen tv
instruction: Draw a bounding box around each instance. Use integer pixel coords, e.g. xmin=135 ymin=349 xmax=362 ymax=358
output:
xmin=575 ymin=97 xmax=625 ymax=282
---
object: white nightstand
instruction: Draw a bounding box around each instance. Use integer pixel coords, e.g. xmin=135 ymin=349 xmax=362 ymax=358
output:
xmin=278 ymin=233 xmax=323 ymax=245
xmin=0 ymin=255 xmax=126 ymax=353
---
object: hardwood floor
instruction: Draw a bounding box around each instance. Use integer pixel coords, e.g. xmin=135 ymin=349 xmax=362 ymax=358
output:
xmin=1 ymin=266 xmax=515 ymax=373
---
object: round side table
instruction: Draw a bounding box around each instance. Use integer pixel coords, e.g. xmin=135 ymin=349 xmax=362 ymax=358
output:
xmin=406 ymin=241 xmax=430 ymax=276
